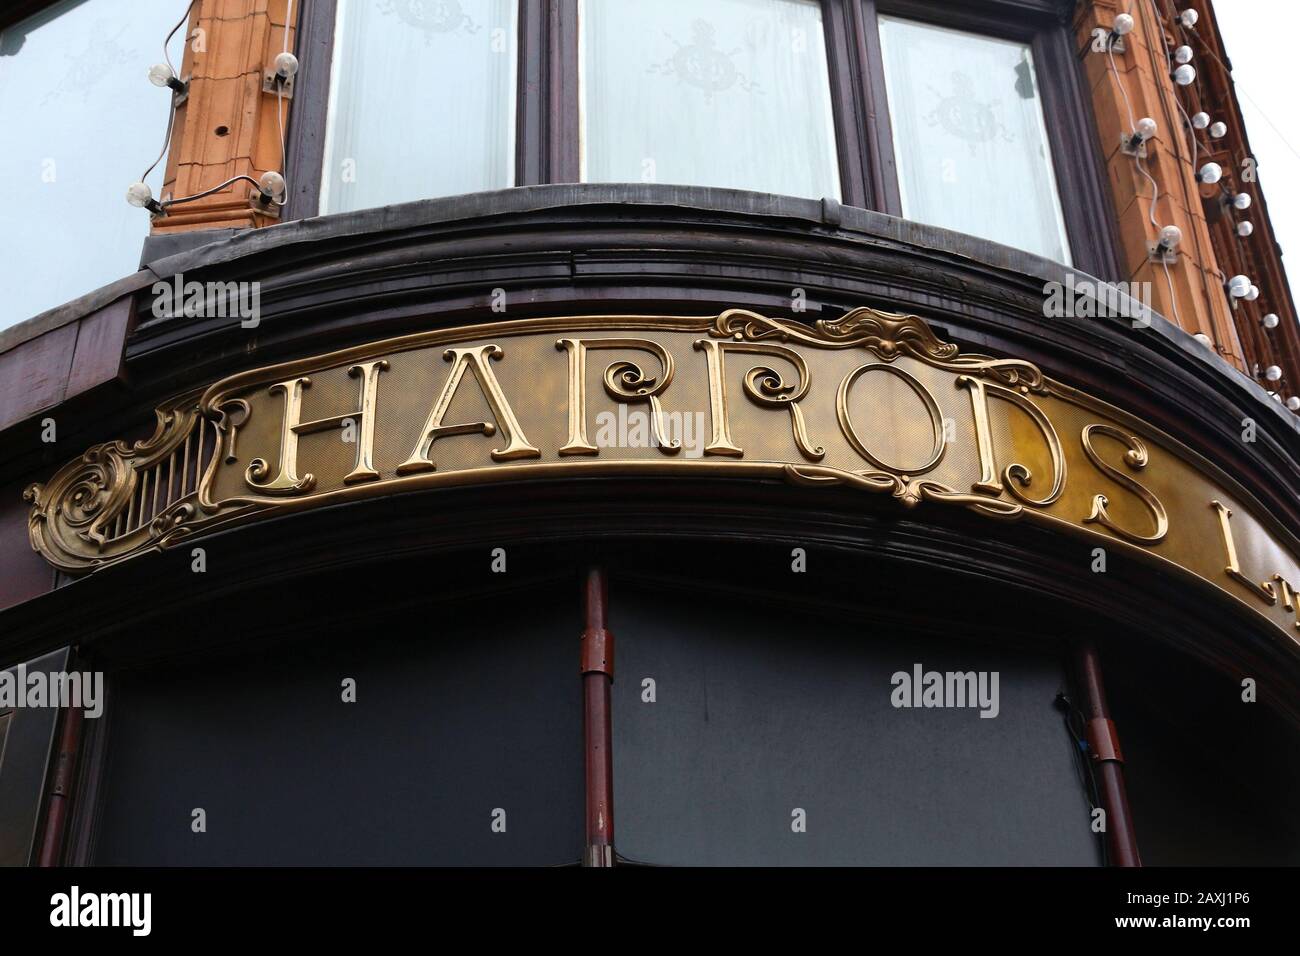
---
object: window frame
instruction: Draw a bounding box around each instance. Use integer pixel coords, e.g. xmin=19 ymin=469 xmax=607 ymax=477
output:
xmin=860 ymin=0 xmax=1119 ymax=277
xmin=285 ymin=0 xmax=535 ymax=219
xmin=286 ymin=0 xmax=1117 ymax=277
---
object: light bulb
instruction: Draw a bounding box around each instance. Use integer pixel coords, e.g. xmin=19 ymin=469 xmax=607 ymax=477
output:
xmin=1180 ymin=9 xmax=1199 ymax=28
xmin=1227 ymin=274 xmax=1251 ymax=297
xmin=1174 ymin=45 xmax=1193 ymax=64
xmin=148 ymin=63 xmax=175 ymax=88
xmin=1173 ymin=64 xmax=1196 ymax=85
xmin=258 ymin=170 xmax=287 ymax=202
xmin=1113 ymin=13 xmax=1135 ymax=35
xmin=126 ymin=182 xmax=153 ymax=207
xmin=1191 ymin=112 xmax=1210 ymax=129
xmin=1209 ymin=121 xmax=1227 ymax=138
xmin=1245 ymin=285 xmax=1260 ymax=301
xmin=1262 ymin=313 xmax=1280 ymax=329
xmin=1232 ymin=192 xmax=1251 ymax=210
xmin=1198 ymin=162 xmax=1222 ymax=184
xmin=1136 ymin=117 xmax=1158 ymax=140
xmin=274 ymin=52 xmax=299 ymax=78
xmin=1193 ymin=332 xmax=1212 ymax=346
xmin=1237 ymin=221 xmax=1254 ymax=237
xmin=1264 ymin=365 xmax=1282 ymax=382
xmin=1159 ymin=224 xmax=1183 ymax=248
xmin=1287 ymin=397 xmax=1300 ymax=412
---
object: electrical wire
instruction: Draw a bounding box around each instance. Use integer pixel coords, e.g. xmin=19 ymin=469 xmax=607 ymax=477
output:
xmin=1107 ymin=34 xmax=1137 ymax=131
xmin=275 ymin=0 xmax=295 ymax=201
xmin=1152 ymin=0 xmax=1258 ymax=360
xmin=139 ymin=91 xmax=178 ymax=186
xmin=1104 ymin=8 xmax=1184 ymax=326
xmin=164 ymin=175 xmax=266 ymax=207
xmin=1174 ymin=2 xmax=1293 ymax=382
xmin=1056 ymin=691 xmax=1108 ymax=867
xmin=139 ymin=0 xmax=294 ymax=213
xmin=1179 ymin=15 xmax=1300 ymax=163
xmin=163 ymin=0 xmax=197 ymax=77
xmin=138 ymin=0 xmax=197 ymax=187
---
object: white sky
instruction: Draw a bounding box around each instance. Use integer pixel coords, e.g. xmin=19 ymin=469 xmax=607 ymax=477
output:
xmin=1213 ymin=0 xmax=1300 ymax=304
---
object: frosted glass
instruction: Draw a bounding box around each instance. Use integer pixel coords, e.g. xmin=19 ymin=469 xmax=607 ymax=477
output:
xmin=0 ymin=0 xmax=186 ymax=329
xmin=581 ymin=0 xmax=840 ymax=199
xmin=878 ymin=16 xmax=1071 ymax=264
xmin=320 ymin=0 xmax=517 ymax=215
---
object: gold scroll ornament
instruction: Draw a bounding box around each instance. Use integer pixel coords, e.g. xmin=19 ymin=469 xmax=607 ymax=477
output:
xmin=24 ymin=308 xmax=1300 ymax=647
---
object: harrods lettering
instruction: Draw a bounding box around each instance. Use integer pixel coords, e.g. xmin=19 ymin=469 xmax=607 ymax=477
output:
xmin=236 ymin=318 xmax=1158 ymax=537
xmin=24 ymin=308 xmax=1300 ymax=644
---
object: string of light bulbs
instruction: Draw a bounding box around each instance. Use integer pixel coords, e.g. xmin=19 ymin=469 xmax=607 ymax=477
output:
xmin=1106 ymin=8 xmax=1184 ymax=326
xmin=125 ymin=0 xmax=296 ymax=218
xmin=1161 ymin=0 xmax=1292 ymax=405
xmin=1105 ymin=3 xmax=1294 ymax=410
xmin=1171 ymin=6 xmax=1284 ymax=321
xmin=1146 ymin=0 xmax=1229 ymax=346
xmin=1173 ymin=11 xmax=1285 ymax=347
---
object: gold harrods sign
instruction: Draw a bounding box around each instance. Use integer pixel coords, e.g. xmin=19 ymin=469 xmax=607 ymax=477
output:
xmin=24 ymin=308 xmax=1300 ymax=647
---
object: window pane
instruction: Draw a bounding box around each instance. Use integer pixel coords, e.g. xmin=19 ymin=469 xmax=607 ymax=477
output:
xmin=0 ymin=0 xmax=185 ymax=329
xmin=878 ymin=17 xmax=1071 ymax=264
xmin=581 ymin=0 xmax=840 ymax=199
xmin=320 ymin=0 xmax=517 ymax=215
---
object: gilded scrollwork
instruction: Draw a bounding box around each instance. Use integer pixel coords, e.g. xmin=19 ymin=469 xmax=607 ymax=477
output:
xmin=711 ymin=307 xmax=1047 ymax=392
xmin=25 ymin=301 xmax=1294 ymax=660
xmin=19 ymin=308 xmax=1060 ymax=575
xmin=24 ymin=395 xmax=210 ymax=572
xmin=782 ymin=464 xmax=1025 ymax=519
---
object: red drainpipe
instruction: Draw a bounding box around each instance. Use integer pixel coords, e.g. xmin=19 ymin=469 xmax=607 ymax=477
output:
xmin=1073 ymin=643 xmax=1141 ymax=867
xmin=581 ymin=568 xmax=615 ymax=867
xmin=37 ymin=702 xmax=85 ymax=867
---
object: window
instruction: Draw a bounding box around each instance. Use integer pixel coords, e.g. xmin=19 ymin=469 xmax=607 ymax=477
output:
xmin=876 ymin=16 xmax=1071 ymax=263
xmin=579 ymin=0 xmax=841 ymax=199
xmin=319 ymin=0 xmax=517 ymax=215
xmin=289 ymin=0 xmax=1114 ymax=273
xmin=0 ymin=0 xmax=185 ymax=329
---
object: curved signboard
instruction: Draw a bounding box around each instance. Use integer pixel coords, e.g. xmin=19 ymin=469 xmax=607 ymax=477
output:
xmin=25 ymin=308 xmax=1300 ymax=647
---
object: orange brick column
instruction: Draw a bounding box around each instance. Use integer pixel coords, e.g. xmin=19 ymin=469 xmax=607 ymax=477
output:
xmin=1075 ymin=0 xmax=1244 ymax=370
xmin=153 ymin=0 xmax=298 ymax=235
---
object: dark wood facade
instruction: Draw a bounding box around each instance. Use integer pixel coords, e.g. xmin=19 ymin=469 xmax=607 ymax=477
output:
xmin=1 ymin=0 xmax=1298 ymax=868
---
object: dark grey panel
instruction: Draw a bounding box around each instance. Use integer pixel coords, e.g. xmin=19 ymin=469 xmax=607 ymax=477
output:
xmin=94 ymin=593 xmax=581 ymax=865
xmin=0 ymin=647 xmax=68 ymax=866
xmin=1104 ymin=640 xmax=1300 ymax=866
xmin=612 ymin=585 xmax=1097 ymax=866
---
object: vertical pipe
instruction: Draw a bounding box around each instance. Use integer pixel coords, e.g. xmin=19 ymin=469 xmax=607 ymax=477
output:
xmin=581 ymin=568 xmax=615 ymax=867
xmin=1073 ymin=642 xmax=1141 ymax=867
xmin=36 ymin=703 xmax=84 ymax=867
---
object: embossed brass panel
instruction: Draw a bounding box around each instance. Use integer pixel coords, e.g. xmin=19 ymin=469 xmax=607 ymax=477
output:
xmin=24 ymin=308 xmax=1300 ymax=647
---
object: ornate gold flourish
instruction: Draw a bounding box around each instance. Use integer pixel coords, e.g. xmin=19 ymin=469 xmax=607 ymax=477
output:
xmin=24 ymin=395 xmax=208 ymax=572
xmin=711 ymin=307 xmax=1047 ymax=391
xmin=782 ymin=464 xmax=1025 ymax=519
xmin=22 ymin=309 xmax=1051 ymax=573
